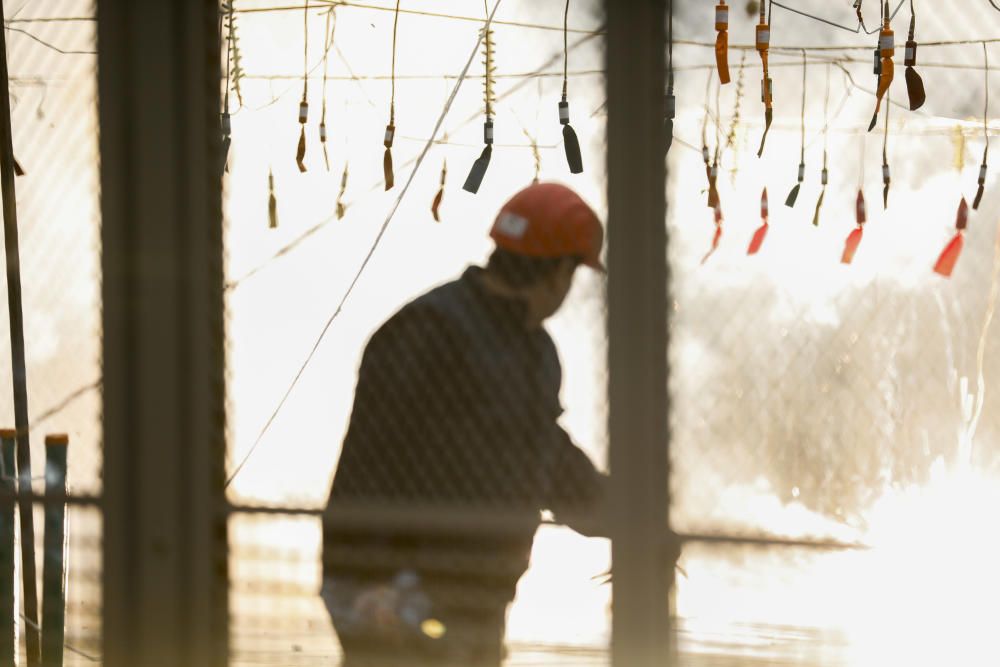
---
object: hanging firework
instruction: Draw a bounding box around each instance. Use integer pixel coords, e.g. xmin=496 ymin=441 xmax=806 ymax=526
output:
xmin=785 ymin=51 xmax=807 ymax=208
xmin=747 ymin=188 xmax=770 ymax=255
xmin=559 ymin=0 xmax=583 ymax=173
xmin=383 ymin=0 xmax=401 ymax=190
xmin=701 ymin=71 xmax=716 ymax=208
xmin=903 ymin=0 xmax=926 ymax=111
xmin=268 ymin=168 xmax=278 ymax=229
xmin=431 ymin=158 xmax=446 ymax=222
xmin=702 ymin=203 xmax=724 ymax=264
xmin=973 ymin=42 xmax=990 ymax=210
xmin=335 ymin=163 xmax=349 ymax=220
xmin=296 ymin=0 xmax=309 ymax=172
xmin=755 ymin=3 xmax=773 ymax=157
xmin=812 ymin=64 xmax=831 ymax=227
xmin=869 ymin=1 xmax=894 ymax=132
xmin=463 ymin=12 xmax=497 ymax=194
xmin=934 ymin=198 xmax=969 ymax=278
xmin=881 ymin=97 xmax=891 ymax=208
xmin=709 ymin=76 xmax=723 ymax=210
xmin=715 ymin=1 xmax=730 ymax=85
xmin=319 ymin=7 xmax=338 ymax=172
xmin=841 ymin=190 xmax=867 ymax=264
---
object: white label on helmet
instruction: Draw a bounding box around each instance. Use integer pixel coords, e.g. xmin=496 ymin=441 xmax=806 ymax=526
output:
xmin=496 ymin=212 xmax=529 ymax=239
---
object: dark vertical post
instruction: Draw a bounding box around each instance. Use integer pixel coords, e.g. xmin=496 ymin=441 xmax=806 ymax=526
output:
xmin=606 ymin=1 xmax=675 ymax=667
xmin=98 ymin=1 xmax=228 ymax=666
xmin=0 ymin=0 xmax=41 ymax=661
xmin=41 ymin=435 xmax=68 ymax=667
xmin=0 ymin=429 xmax=15 ymax=667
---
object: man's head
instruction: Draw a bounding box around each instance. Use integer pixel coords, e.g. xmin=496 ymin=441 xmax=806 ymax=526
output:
xmin=481 ymin=183 xmax=604 ymax=327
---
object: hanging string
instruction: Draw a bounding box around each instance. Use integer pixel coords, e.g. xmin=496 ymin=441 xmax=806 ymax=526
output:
xmin=882 ymin=90 xmax=891 ymax=208
xmin=974 ymin=42 xmax=990 ymax=210
xmin=296 ymin=0 xmax=310 ymax=172
xmin=319 ymin=7 xmax=338 ymax=171
xmin=268 ymin=168 xmax=278 ymax=229
xmin=903 ymin=0 xmax=925 ymax=110
xmin=755 ymin=1 xmax=773 ymax=157
xmin=559 ymin=0 xmax=583 ymax=173
xmin=701 ymin=69 xmax=715 ymax=207
xmin=711 ymin=75 xmax=722 ymax=206
xmin=812 ymin=63 xmax=831 ymax=226
xmin=383 ymin=0 xmax=401 ymax=190
xmin=785 ymin=49 xmax=807 ymax=207
xmin=703 ymin=74 xmax=724 ymax=263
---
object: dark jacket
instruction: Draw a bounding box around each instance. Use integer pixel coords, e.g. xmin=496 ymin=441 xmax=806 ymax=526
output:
xmin=323 ymin=266 xmax=604 ymax=606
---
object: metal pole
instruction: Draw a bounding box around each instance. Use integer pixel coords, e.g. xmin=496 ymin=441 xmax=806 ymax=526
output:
xmin=0 ymin=430 xmax=15 ymax=667
xmin=99 ymin=1 xmax=228 ymax=665
xmin=0 ymin=0 xmax=41 ymax=661
xmin=41 ymin=434 xmax=68 ymax=667
xmin=606 ymin=1 xmax=675 ymax=667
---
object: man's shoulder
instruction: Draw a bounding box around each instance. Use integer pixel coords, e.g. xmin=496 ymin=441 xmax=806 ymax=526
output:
xmin=374 ymin=275 xmax=472 ymax=342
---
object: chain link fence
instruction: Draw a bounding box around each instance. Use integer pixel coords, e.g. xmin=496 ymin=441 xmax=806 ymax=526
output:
xmin=0 ymin=0 xmax=102 ymax=663
xmin=3 ymin=0 xmax=999 ymax=665
xmin=668 ymin=2 xmax=1000 ymax=664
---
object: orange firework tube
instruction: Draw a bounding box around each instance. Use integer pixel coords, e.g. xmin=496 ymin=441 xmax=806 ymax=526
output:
xmin=702 ymin=203 xmax=724 ymax=265
xmin=934 ymin=198 xmax=969 ymax=277
xmin=715 ymin=2 xmax=730 ymax=85
xmin=841 ymin=190 xmax=867 ymax=264
xmin=869 ymin=3 xmax=894 ymax=131
xmin=748 ymin=188 xmax=770 ymax=255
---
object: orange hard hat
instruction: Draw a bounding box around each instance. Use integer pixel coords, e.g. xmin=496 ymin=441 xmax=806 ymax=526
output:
xmin=489 ymin=182 xmax=605 ymax=271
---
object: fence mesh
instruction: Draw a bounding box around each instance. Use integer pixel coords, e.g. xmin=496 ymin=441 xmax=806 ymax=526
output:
xmin=668 ymin=2 xmax=1000 ymax=665
xmin=5 ymin=0 xmax=999 ymax=665
xmin=223 ymin=0 xmax=610 ymax=664
xmin=222 ymin=1 xmax=1000 ymax=665
xmin=0 ymin=0 xmax=102 ymax=664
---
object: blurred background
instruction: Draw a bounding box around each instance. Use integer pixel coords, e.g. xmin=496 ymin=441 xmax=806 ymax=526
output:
xmin=0 ymin=0 xmax=999 ymax=664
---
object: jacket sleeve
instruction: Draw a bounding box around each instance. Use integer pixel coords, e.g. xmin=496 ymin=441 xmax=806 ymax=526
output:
xmin=542 ymin=425 xmax=609 ymax=537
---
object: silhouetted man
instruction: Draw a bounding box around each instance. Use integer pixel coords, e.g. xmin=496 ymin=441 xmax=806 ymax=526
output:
xmin=323 ymin=182 xmax=607 ymax=666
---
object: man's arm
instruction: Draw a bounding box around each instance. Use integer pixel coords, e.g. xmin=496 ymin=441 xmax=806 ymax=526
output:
xmin=543 ymin=427 xmax=610 ymax=538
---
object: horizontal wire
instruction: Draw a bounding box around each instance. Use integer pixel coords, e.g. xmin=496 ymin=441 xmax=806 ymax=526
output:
xmin=771 ymin=0 xmax=905 ymax=35
xmin=676 ymin=36 xmax=1000 ymax=52
xmin=235 ymin=0 xmax=601 ymax=35
xmin=241 ymin=67 xmax=604 ymax=81
xmin=4 ymin=25 xmax=95 ymax=55
xmin=225 ymin=30 xmax=601 ymax=291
